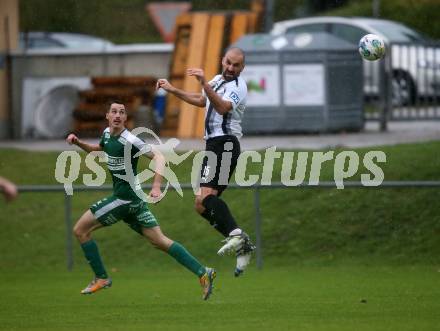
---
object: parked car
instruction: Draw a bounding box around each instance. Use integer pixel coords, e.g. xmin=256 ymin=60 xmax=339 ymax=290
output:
xmin=271 ymin=16 xmax=440 ymax=106
xmin=19 ymin=32 xmax=114 ymax=50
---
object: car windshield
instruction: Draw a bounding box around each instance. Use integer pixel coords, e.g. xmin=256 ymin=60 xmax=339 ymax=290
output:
xmin=53 ymin=34 xmax=113 ymax=48
xmin=368 ymin=22 xmax=428 ymax=43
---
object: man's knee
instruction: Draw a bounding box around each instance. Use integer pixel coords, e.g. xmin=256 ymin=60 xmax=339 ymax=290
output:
xmin=73 ymin=222 xmax=87 ymax=241
xmin=194 ymin=195 xmax=205 ymax=214
xmin=195 ymin=187 xmax=218 ymax=214
xmin=73 ymin=210 xmax=99 ymax=242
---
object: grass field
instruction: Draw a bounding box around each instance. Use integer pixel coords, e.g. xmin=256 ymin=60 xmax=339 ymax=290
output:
xmin=1 ymin=265 xmax=439 ymax=331
xmin=0 ymin=142 xmax=439 ymax=330
xmin=1 ymin=142 xmax=439 ymax=267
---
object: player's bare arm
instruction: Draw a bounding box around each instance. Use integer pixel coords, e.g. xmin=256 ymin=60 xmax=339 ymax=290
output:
xmin=203 ymin=82 xmax=233 ymax=115
xmin=188 ymin=68 xmax=233 ymax=115
xmin=156 ymin=78 xmax=206 ymax=107
xmin=142 ymin=146 xmax=165 ymax=202
xmin=66 ymin=133 xmax=102 ymax=152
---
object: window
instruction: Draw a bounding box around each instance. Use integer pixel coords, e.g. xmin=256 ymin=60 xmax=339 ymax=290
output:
xmin=285 ymin=23 xmax=328 ymax=35
xmin=331 ymin=24 xmax=368 ymax=44
xmin=32 ymin=38 xmax=64 ymax=49
xmin=369 ymin=22 xmax=428 ymax=43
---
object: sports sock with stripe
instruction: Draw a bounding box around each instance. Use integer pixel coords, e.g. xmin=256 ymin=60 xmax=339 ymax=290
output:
xmin=167 ymin=242 xmax=206 ymax=277
xmin=80 ymin=239 xmax=108 ymax=279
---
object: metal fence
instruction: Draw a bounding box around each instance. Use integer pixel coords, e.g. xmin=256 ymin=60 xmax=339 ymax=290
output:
xmin=365 ymin=41 xmax=440 ymax=126
xmin=14 ymin=181 xmax=440 ymax=271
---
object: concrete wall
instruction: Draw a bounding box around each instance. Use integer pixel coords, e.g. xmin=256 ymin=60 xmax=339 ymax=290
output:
xmin=10 ymin=45 xmax=172 ymax=138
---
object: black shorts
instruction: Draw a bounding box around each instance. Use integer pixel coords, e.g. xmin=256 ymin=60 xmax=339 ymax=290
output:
xmin=199 ymin=135 xmax=241 ymax=196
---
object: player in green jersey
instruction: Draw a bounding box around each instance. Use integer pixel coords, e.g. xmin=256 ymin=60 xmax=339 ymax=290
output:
xmin=66 ymin=101 xmax=215 ymax=300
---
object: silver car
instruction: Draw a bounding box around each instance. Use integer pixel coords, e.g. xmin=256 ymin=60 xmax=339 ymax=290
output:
xmin=19 ymin=32 xmax=114 ymax=50
xmin=271 ymin=16 xmax=440 ymax=106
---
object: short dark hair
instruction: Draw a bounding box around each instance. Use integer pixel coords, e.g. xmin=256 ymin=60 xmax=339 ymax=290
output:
xmin=106 ymin=100 xmax=125 ymax=112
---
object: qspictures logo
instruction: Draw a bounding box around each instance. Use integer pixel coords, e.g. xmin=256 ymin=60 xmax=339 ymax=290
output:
xmin=54 ymin=127 xmax=386 ymax=202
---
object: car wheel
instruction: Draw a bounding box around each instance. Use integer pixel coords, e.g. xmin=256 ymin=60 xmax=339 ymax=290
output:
xmin=391 ymin=71 xmax=415 ymax=107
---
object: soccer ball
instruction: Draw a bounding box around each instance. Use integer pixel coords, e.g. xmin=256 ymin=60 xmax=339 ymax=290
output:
xmin=358 ymin=34 xmax=386 ymax=61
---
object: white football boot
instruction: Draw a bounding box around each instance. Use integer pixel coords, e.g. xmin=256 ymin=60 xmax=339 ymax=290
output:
xmin=217 ymin=229 xmax=256 ymax=276
xmin=217 ymin=229 xmax=245 ymax=256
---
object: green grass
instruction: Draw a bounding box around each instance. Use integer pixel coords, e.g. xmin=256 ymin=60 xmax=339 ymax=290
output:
xmin=1 ymin=142 xmax=439 ymax=330
xmin=0 ymin=265 xmax=439 ymax=331
xmin=1 ymin=141 xmax=440 ymax=269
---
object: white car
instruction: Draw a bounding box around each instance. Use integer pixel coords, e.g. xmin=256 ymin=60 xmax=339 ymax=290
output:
xmin=271 ymin=16 xmax=440 ymax=106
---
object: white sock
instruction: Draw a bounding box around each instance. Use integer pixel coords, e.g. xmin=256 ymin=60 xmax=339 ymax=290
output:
xmin=236 ymin=254 xmax=252 ymax=270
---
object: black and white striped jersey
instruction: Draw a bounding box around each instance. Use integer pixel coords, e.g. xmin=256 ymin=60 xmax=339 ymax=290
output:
xmin=203 ymin=74 xmax=247 ymax=140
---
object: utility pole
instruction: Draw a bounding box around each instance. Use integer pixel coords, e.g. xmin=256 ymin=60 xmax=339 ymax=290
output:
xmin=0 ymin=0 xmax=19 ymax=139
xmin=372 ymin=0 xmax=380 ymax=17
xmin=264 ymin=0 xmax=274 ymax=32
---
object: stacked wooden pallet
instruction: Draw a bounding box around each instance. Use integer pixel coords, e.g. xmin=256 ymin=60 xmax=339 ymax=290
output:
xmin=73 ymin=76 xmax=156 ymax=137
xmin=160 ymin=2 xmax=263 ymax=138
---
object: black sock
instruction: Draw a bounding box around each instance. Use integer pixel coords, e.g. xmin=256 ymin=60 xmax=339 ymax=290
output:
xmin=200 ymin=209 xmax=229 ymax=237
xmin=201 ymin=194 xmax=238 ymax=237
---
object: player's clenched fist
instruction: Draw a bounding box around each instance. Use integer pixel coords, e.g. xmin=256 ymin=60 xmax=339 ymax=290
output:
xmin=156 ymin=79 xmax=173 ymax=92
xmin=66 ymin=133 xmax=78 ymax=145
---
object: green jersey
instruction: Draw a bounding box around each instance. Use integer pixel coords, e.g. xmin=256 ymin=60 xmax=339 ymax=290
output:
xmin=99 ymin=127 xmax=150 ymax=201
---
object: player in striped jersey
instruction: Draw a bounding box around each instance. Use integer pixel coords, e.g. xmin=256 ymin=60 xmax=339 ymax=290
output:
xmin=156 ymin=47 xmax=255 ymax=277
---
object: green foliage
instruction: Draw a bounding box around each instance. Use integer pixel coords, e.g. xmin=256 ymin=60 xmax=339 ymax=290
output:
xmin=325 ymin=0 xmax=440 ymax=39
xmin=19 ymin=0 xmax=440 ymax=43
xmin=18 ymin=0 xmax=254 ymax=43
xmin=20 ymin=0 xmax=163 ymax=43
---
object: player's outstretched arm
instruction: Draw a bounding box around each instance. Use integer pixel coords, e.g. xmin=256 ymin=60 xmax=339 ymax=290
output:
xmin=156 ymin=78 xmax=206 ymax=107
xmin=202 ymin=82 xmax=233 ymax=115
xmin=66 ymin=133 xmax=102 ymax=153
xmin=143 ymin=146 xmax=165 ymax=203
xmin=187 ymin=68 xmax=232 ymax=114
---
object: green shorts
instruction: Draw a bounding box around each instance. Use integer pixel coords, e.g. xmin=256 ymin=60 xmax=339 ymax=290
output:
xmin=90 ymin=195 xmax=159 ymax=234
